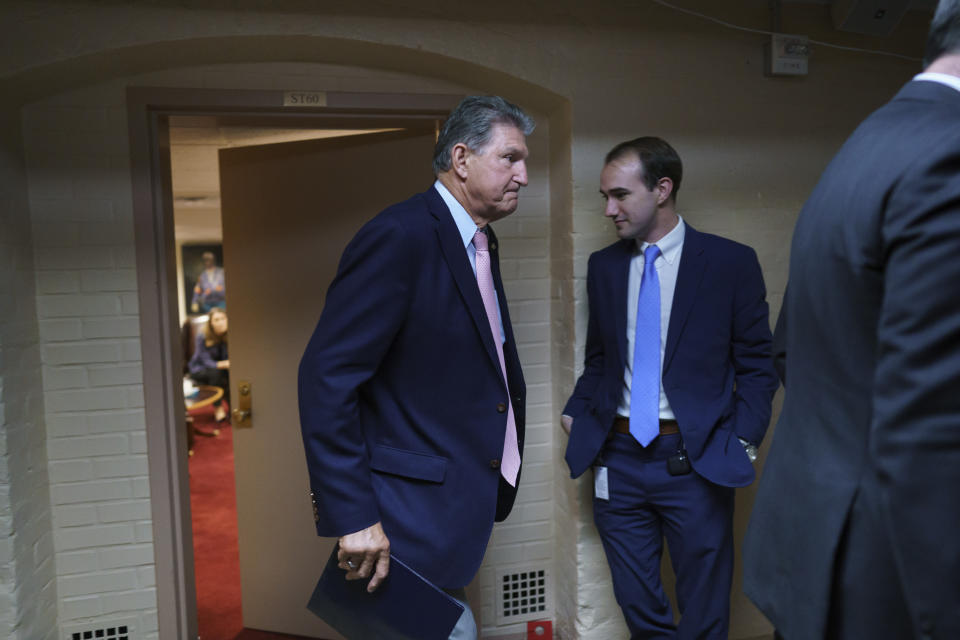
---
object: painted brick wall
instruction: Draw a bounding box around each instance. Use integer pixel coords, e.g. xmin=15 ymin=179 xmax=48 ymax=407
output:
xmin=481 ymin=116 xmax=555 ymax=631
xmin=21 ymin=83 xmax=157 ymax=638
xmin=0 ymin=107 xmax=59 ymax=640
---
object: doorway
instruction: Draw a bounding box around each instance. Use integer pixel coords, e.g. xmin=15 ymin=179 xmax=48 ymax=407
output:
xmin=130 ymin=88 xmax=459 ymax=639
xmin=174 ymin=117 xmax=421 ymax=638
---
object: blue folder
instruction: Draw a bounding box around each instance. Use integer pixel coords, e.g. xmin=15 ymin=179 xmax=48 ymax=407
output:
xmin=307 ymin=545 xmax=465 ymax=640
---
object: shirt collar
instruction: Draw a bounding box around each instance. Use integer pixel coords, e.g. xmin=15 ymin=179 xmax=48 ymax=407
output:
xmin=434 ymin=180 xmax=480 ymax=249
xmin=913 ymin=72 xmax=960 ymax=94
xmin=638 ymin=215 xmax=685 ymax=265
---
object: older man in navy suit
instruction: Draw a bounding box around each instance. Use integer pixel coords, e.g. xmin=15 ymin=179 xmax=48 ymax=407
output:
xmin=744 ymin=3 xmax=960 ymax=638
xmin=298 ymin=96 xmax=533 ymax=639
xmin=562 ymin=137 xmax=778 ymax=639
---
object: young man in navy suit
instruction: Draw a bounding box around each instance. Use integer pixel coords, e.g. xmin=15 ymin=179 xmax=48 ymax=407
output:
xmin=299 ymin=96 xmax=534 ymax=639
xmin=562 ymin=137 xmax=778 ymax=639
xmin=744 ymin=3 xmax=960 ymax=638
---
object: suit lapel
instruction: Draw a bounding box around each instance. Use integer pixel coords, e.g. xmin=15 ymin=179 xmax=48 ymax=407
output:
xmin=427 ymin=188 xmax=503 ymax=374
xmin=664 ymin=225 xmax=706 ymax=372
xmin=611 ymin=240 xmax=633 ymax=373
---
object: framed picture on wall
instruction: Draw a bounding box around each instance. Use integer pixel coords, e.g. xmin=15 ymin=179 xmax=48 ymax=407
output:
xmin=182 ymin=243 xmax=226 ymax=315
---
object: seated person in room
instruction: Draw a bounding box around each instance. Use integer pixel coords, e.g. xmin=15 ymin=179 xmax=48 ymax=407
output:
xmin=190 ymin=251 xmax=226 ymax=313
xmin=188 ymin=307 xmax=230 ymax=422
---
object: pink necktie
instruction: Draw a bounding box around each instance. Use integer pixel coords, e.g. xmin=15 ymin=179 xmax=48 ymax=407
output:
xmin=473 ymin=229 xmax=520 ymax=487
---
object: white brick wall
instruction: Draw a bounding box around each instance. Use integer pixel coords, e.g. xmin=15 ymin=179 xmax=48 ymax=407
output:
xmin=0 ymin=106 xmax=59 ymax=640
xmin=482 ymin=121 xmax=556 ymax=634
xmin=23 ymin=84 xmax=157 ymax=639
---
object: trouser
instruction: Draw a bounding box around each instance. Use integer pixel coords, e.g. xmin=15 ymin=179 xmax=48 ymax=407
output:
xmin=593 ymin=432 xmax=735 ymax=640
xmin=192 ymin=367 xmax=230 ymax=404
xmin=444 ymin=588 xmax=477 ymax=640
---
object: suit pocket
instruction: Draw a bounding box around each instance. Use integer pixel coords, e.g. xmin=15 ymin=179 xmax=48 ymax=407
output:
xmin=369 ymin=444 xmax=447 ymax=483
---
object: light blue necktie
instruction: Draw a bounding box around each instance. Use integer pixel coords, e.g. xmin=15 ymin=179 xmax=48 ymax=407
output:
xmin=630 ymin=245 xmax=661 ymax=446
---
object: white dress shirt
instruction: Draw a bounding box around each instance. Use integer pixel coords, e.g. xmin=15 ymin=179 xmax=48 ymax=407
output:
xmin=434 ymin=180 xmax=505 ymax=343
xmin=913 ymin=72 xmax=960 ymax=94
xmin=617 ymin=216 xmax=686 ymax=419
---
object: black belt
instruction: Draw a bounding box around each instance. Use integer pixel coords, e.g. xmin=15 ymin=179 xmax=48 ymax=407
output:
xmin=612 ymin=416 xmax=679 ymax=436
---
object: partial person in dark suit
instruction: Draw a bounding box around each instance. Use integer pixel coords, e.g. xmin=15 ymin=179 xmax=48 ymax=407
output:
xmin=743 ymin=4 xmax=960 ymax=638
xmin=562 ymin=137 xmax=778 ymax=639
xmin=298 ymin=95 xmax=534 ymax=639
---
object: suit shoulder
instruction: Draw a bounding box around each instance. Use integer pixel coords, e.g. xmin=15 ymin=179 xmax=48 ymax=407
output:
xmin=694 ymin=230 xmax=758 ymax=261
xmin=839 ymin=83 xmax=960 ymax=170
xmin=373 ymin=190 xmax=433 ymax=224
xmin=354 ymin=189 xmax=436 ymax=240
xmin=338 ymin=192 xmax=433 ymax=265
xmin=589 ymin=239 xmax=632 ymax=263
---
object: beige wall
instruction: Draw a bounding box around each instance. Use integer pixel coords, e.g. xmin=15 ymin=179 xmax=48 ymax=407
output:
xmin=1 ymin=1 xmax=930 ymax=638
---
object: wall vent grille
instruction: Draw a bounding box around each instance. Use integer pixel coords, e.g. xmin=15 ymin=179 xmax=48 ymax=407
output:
xmin=496 ymin=566 xmax=551 ymax=625
xmin=63 ymin=617 xmax=136 ymax=640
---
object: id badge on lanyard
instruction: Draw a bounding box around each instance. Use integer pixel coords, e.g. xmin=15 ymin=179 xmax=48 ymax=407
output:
xmin=594 ymin=465 xmax=609 ymax=500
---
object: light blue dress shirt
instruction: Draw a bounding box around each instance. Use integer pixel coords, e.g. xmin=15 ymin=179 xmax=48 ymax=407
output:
xmin=618 ymin=216 xmax=685 ymax=420
xmin=433 ymin=180 xmax=506 ymax=343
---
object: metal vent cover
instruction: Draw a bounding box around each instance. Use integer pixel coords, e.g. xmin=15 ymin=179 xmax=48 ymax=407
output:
xmin=496 ymin=565 xmax=551 ymax=625
xmin=63 ymin=617 xmax=136 ymax=640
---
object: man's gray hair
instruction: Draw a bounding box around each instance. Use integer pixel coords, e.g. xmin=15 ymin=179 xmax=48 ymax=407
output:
xmin=432 ymin=96 xmax=535 ymax=175
xmin=924 ymin=0 xmax=960 ymax=67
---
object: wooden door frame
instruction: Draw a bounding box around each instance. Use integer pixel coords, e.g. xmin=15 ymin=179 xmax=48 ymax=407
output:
xmin=127 ymin=87 xmax=461 ymax=638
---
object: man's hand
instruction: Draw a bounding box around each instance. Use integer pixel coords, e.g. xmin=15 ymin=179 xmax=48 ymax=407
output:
xmin=561 ymin=414 xmax=573 ymax=435
xmin=338 ymin=522 xmax=390 ymax=592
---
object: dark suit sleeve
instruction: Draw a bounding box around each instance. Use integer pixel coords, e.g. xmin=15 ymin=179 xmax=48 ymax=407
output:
xmin=298 ymin=214 xmax=415 ymax=537
xmin=730 ymin=248 xmax=779 ymax=445
xmin=563 ymin=252 xmax=605 ymax=418
xmin=873 ymin=138 xmax=960 ymax=637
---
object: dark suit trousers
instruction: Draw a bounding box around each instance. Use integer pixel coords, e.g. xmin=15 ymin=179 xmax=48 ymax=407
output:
xmin=593 ymin=432 xmax=734 ymax=640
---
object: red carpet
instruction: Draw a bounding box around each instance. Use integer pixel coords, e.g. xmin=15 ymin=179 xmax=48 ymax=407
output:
xmin=189 ymin=409 xmax=314 ymax=640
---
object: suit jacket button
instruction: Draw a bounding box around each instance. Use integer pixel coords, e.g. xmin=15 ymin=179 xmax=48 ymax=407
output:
xmin=490 ymin=459 xmax=501 ymax=469
xmin=497 ymin=403 xmax=507 ymax=413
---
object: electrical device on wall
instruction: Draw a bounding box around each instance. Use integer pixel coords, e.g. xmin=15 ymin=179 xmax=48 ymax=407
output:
xmin=765 ymin=33 xmax=811 ymax=76
xmin=527 ymin=619 xmax=553 ymax=639
xmin=832 ymin=0 xmax=912 ymax=36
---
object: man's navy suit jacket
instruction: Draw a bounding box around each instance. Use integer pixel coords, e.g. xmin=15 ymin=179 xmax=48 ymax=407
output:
xmin=563 ymin=224 xmax=778 ymax=486
xmin=298 ymin=186 xmax=525 ymax=590
xmin=744 ymin=80 xmax=960 ymax=639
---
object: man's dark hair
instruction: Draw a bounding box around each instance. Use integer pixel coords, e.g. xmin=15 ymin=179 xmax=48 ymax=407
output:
xmin=433 ymin=96 xmax=535 ymax=174
xmin=924 ymin=0 xmax=960 ymax=67
xmin=605 ymin=136 xmax=683 ymax=203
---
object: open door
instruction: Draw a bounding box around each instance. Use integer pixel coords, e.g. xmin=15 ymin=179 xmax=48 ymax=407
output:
xmin=219 ymin=129 xmax=436 ymax=637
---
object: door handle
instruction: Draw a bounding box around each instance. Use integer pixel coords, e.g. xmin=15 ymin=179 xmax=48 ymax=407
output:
xmin=233 ymin=380 xmax=253 ymax=428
